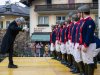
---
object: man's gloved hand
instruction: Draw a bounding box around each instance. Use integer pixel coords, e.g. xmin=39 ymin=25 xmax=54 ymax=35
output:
xmin=77 ymin=45 xmax=81 ymax=50
xmin=22 ymin=25 xmax=29 ymax=32
xmin=82 ymin=46 xmax=88 ymax=53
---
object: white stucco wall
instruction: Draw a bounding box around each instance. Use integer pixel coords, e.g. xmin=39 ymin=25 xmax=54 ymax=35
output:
xmin=52 ymin=0 xmax=68 ymax=4
xmin=52 ymin=0 xmax=92 ymax=4
xmin=30 ymin=4 xmax=38 ymax=36
xmin=75 ymin=0 xmax=92 ymax=3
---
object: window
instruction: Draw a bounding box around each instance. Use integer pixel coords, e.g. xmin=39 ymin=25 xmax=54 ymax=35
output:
xmin=93 ymin=0 xmax=98 ymax=3
xmin=95 ymin=15 xmax=99 ymax=37
xmin=38 ymin=16 xmax=49 ymax=25
xmin=6 ymin=21 xmax=10 ymax=28
xmin=0 ymin=21 xmax=3 ymax=29
xmin=56 ymin=16 xmax=66 ymax=23
xmin=95 ymin=15 xmax=98 ymax=25
xmin=46 ymin=0 xmax=52 ymax=5
xmin=5 ymin=1 xmax=11 ymax=12
xmin=5 ymin=5 xmax=11 ymax=12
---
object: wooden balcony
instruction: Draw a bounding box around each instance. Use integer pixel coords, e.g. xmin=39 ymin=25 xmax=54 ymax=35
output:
xmin=35 ymin=3 xmax=98 ymax=12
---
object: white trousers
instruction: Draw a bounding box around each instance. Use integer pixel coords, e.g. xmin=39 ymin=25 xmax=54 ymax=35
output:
xmin=60 ymin=43 xmax=66 ymax=54
xmin=70 ymin=42 xmax=74 ymax=56
xmin=66 ymin=41 xmax=71 ymax=54
xmin=74 ymin=43 xmax=82 ymax=63
xmin=55 ymin=40 xmax=61 ymax=52
xmin=68 ymin=40 xmax=72 ymax=55
xmin=81 ymin=43 xmax=96 ymax=64
xmin=93 ymin=48 xmax=100 ymax=57
xmin=50 ymin=43 xmax=55 ymax=51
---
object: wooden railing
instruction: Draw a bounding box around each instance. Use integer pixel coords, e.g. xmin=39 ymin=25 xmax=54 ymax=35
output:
xmin=35 ymin=3 xmax=98 ymax=12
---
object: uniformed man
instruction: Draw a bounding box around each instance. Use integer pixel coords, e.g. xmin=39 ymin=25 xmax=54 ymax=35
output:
xmin=64 ymin=21 xmax=69 ymax=58
xmin=1 ymin=17 xmax=27 ymax=68
xmin=72 ymin=14 xmax=80 ymax=73
xmin=50 ymin=26 xmax=57 ymax=59
xmin=60 ymin=23 xmax=67 ymax=64
xmin=65 ymin=19 xmax=72 ymax=67
xmin=78 ymin=5 xmax=96 ymax=75
xmin=73 ymin=6 xmax=85 ymax=75
xmin=55 ymin=23 xmax=62 ymax=61
xmin=67 ymin=12 xmax=80 ymax=73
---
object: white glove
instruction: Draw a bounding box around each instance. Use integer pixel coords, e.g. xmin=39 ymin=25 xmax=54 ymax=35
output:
xmin=23 ymin=28 xmax=29 ymax=32
xmin=82 ymin=46 xmax=88 ymax=53
xmin=23 ymin=27 xmax=27 ymax=30
xmin=22 ymin=25 xmax=29 ymax=32
xmin=77 ymin=45 xmax=81 ymax=50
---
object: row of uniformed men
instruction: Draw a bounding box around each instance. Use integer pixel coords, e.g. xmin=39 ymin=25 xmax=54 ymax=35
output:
xmin=50 ymin=5 xmax=100 ymax=75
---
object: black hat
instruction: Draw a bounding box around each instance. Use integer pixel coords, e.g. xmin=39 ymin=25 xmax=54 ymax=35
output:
xmin=77 ymin=5 xmax=90 ymax=13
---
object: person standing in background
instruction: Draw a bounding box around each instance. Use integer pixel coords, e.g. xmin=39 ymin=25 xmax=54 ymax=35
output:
xmin=40 ymin=42 xmax=44 ymax=57
xmin=44 ymin=43 xmax=49 ymax=57
xmin=36 ymin=43 xmax=41 ymax=57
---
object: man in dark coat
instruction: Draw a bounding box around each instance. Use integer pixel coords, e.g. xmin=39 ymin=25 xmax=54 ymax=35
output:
xmin=1 ymin=17 xmax=27 ymax=68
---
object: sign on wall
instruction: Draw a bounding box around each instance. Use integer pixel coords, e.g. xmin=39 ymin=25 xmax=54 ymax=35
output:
xmin=34 ymin=27 xmax=51 ymax=32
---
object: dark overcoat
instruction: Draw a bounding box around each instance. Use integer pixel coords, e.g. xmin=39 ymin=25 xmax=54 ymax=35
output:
xmin=1 ymin=21 xmax=22 ymax=54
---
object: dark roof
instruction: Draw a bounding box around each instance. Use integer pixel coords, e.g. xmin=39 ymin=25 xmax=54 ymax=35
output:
xmin=0 ymin=4 xmax=29 ymax=16
xmin=20 ymin=0 xmax=34 ymax=7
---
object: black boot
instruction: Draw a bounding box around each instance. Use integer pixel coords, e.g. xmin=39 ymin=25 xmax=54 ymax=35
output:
xmin=66 ymin=54 xmax=72 ymax=67
xmin=72 ymin=61 xmax=80 ymax=74
xmin=52 ymin=51 xmax=57 ymax=59
xmin=64 ymin=53 xmax=68 ymax=62
xmin=8 ymin=49 xmax=18 ymax=68
xmin=62 ymin=53 xmax=68 ymax=65
xmin=93 ymin=57 xmax=97 ymax=69
xmin=70 ymin=55 xmax=75 ymax=69
xmin=8 ymin=64 xmax=18 ymax=68
xmin=79 ymin=73 xmax=85 ymax=75
xmin=57 ymin=52 xmax=62 ymax=61
xmin=70 ymin=56 xmax=76 ymax=72
xmin=67 ymin=54 xmax=73 ymax=67
xmin=88 ymin=64 xmax=95 ymax=75
xmin=78 ymin=61 xmax=85 ymax=75
xmin=64 ymin=53 xmax=68 ymax=64
xmin=8 ymin=61 xmax=18 ymax=68
xmin=61 ymin=54 xmax=67 ymax=65
xmin=84 ymin=64 xmax=88 ymax=75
